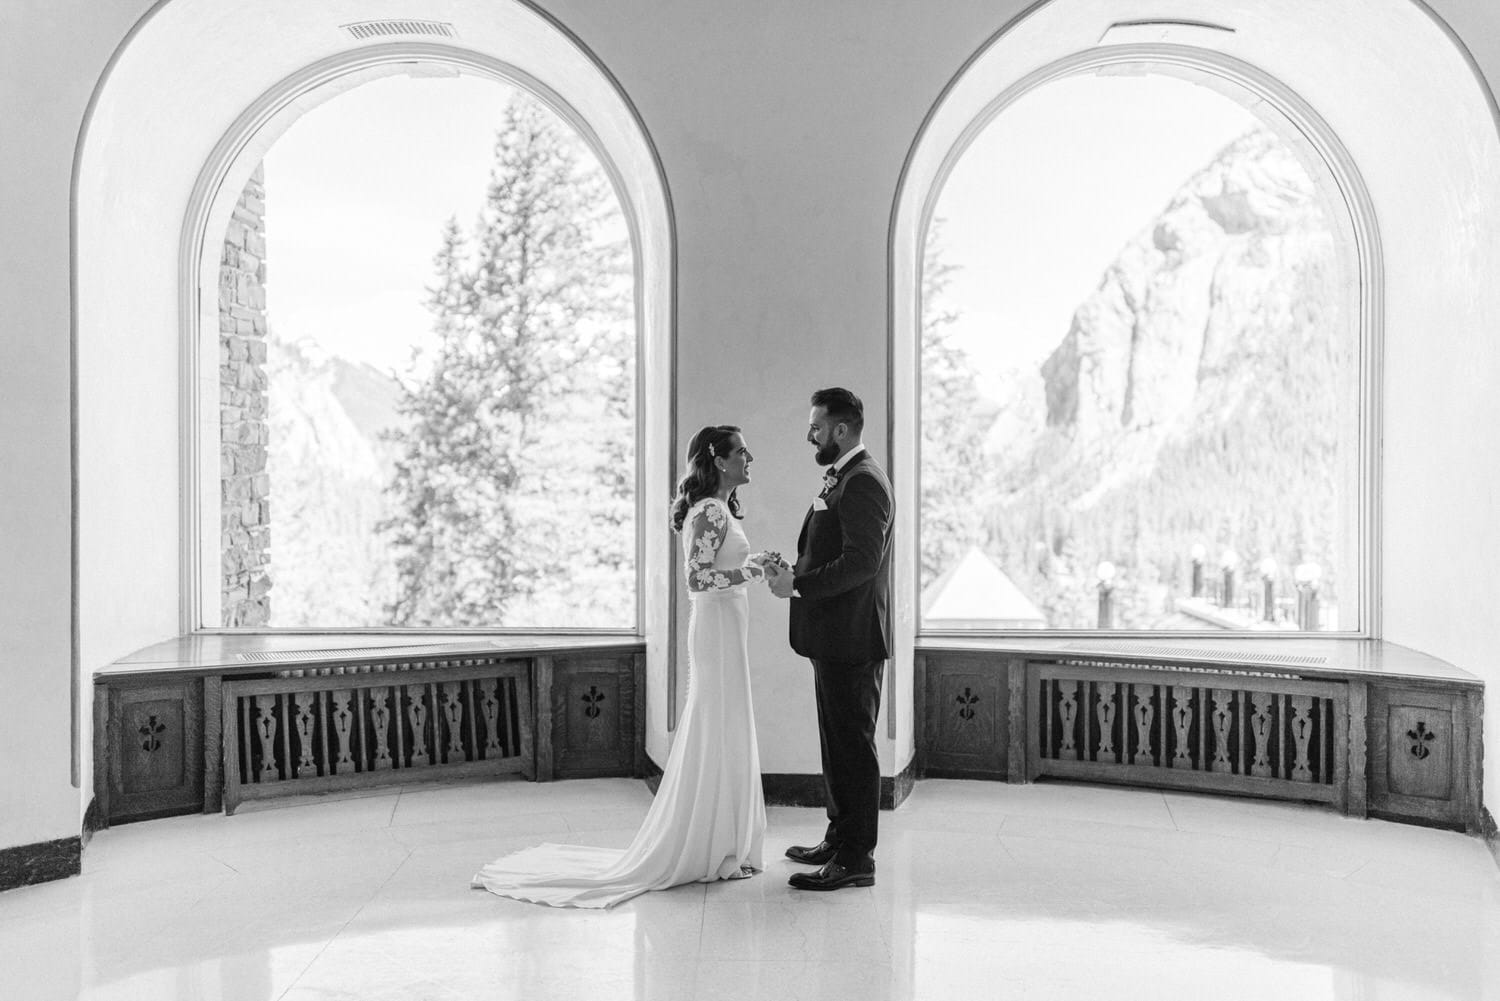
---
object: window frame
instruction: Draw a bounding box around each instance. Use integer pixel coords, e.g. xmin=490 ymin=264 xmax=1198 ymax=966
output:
xmin=180 ymin=45 xmax=658 ymax=636
xmin=907 ymin=45 xmax=1383 ymax=640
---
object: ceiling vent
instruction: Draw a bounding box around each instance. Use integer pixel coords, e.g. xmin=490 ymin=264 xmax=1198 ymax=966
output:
xmin=342 ymin=19 xmax=457 ymax=41
xmin=238 ymin=641 xmax=461 ymax=664
xmin=1061 ymin=642 xmax=1327 ymax=668
xmin=1099 ymin=19 xmax=1233 ymax=45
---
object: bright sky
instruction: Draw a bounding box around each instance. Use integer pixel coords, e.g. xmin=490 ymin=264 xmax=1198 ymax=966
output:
xmin=262 ymin=70 xmax=1257 ymax=384
xmin=934 ymin=73 xmax=1257 ymax=389
xmin=262 ymin=72 xmax=521 ymax=375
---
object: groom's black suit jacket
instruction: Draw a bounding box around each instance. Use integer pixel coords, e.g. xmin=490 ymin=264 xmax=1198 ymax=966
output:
xmin=789 ymin=450 xmax=894 ymax=664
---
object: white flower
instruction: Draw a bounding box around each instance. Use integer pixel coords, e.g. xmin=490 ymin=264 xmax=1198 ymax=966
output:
xmin=693 ymin=532 xmax=719 ymax=564
xmin=704 ymin=501 xmax=727 ymax=526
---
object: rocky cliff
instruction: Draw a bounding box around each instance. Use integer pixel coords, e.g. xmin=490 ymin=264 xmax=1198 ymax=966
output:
xmin=986 ymin=127 xmax=1354 ymax=628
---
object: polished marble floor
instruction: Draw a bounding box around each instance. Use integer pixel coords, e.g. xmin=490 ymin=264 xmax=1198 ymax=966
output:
xmin=2 ymin=777 xmax=1498 ymax=1000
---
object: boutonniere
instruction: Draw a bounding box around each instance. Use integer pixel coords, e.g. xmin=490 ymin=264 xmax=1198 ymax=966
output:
xmin=821 ymin=470 xmax=839 ymax=493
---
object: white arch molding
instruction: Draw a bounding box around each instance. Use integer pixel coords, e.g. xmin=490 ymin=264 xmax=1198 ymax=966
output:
xmin=73 ymin=0 xmax=679 ymax=795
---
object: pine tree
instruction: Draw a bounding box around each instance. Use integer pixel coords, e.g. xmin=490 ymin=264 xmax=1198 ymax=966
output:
xmin=919 ymin=219 xmax=993 ymax=591
xmin=381 ymin=96 xmax=631 ymax=627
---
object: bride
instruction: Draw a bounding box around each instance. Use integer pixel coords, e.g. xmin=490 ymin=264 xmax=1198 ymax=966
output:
xmin=472 ymin=425 xmax=775 ymax=908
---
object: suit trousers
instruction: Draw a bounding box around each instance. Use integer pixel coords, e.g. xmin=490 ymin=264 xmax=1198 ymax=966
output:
xmin=811 ymin=656 xmax=885 ymax=868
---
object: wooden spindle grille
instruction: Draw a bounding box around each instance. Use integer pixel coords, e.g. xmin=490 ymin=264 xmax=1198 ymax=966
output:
xmin=1027 ymin=662 xmax=1348 ymax=809
xmin=222 ymin=658 xmax=532 ymax=813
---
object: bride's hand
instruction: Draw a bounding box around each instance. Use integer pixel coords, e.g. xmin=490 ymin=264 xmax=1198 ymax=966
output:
xmin=751 ymin=550 xmax=789 ymax=570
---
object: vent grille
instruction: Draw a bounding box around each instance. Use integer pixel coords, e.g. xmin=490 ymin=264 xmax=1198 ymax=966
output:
xmin=1106 ymin=19 xmax=1233 ymax=34
xmin=1059 ymin=642 xmax=1328 ymax=668
xmin=342 ymin=19 xmax=456 ymax=41
xmin=238 ymin=642 xmax=462 ymax=664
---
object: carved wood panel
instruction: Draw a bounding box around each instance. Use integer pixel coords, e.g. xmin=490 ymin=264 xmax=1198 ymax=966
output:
xmin=222 ymin=658 xmax=533 ymax=813
xmin=1367 ymin=685 xmax=1475 ymax=828
xmin=913 ymin=647 xmax=1480 ymax=831
xmin=1027 ymin=661 xmax=1348 ymax=810
xmin=1384 ymin=705 xmax=1453 ymax=800
xmin=919 ymin=656 xmax=1008 ymax=777
xmin=122 ymin=697 xmax=185 ymax=793
xmin=549 ymin=655 xmax=641 ymax=779
xmin=100 ymin=679 xmax=205 ymax=822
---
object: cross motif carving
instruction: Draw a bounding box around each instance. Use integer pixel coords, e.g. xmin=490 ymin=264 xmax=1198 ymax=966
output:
xmin=1406 ymin=721 xmax=1436 ymax=760
xmin=138 ymin=715 xmax=167 ymax=753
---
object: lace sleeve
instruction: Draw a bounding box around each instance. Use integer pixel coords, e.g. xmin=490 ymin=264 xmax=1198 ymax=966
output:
xmin=685 ymin=500 xmax=765 ymax=592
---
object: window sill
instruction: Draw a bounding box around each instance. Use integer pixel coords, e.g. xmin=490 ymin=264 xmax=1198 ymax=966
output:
xmin=97 ymin=631 xmax=644 ymax=681
xmin=915 ymin=634 xmax=1480 ymax=687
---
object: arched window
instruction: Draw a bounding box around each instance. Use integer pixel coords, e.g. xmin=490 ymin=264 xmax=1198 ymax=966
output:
xmin=211 ymin=70 xmax=636 ymax=629
xmin=909 ymin=49 xmax=1378 ymax=635
xmin=76 ymin=2 xmax=676 ymax=770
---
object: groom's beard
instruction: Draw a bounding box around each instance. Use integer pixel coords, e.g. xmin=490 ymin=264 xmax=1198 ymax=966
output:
xmin=814 ymin=441 xmax=839 ymax=466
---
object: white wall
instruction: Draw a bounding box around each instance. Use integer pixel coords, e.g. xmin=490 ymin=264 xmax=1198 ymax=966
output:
xmin=0 ymin=0 xmax=158 ymax=850
xmin=1362 ymin=4 xmax=1500 ymax=818
xmin=592 ymin=0 xmax=1008 ymax=777
xmin=3 ymin=0 xmax=1500 ymax=853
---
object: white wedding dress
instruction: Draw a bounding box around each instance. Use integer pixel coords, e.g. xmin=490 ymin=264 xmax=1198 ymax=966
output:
xmin=472 ymin=496 xmax=767 ymax=908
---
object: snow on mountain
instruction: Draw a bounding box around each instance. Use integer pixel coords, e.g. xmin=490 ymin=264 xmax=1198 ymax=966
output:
xmin=265 ymin=333 xmax=404 ymax=625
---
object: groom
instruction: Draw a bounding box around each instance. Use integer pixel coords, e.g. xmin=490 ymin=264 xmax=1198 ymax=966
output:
xmin=766 ymin=387 xmax=893 ymax=891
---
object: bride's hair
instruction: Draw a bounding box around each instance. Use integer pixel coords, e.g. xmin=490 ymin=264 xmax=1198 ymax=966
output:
xmin=670 ymin=425 xmax=744 ymax=533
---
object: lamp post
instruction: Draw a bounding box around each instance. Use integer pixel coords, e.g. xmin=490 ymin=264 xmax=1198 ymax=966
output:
xmin=1220 ymin=548 xmax=1240 ymax=609
xmin=1258 ymin=557 xmax=1277 ymax=623
xmin=1096 ymin=560 xmax=1117 ymax=629
xmin=1190 ymin=543 xmax=1206 ymax=598
xmin=1295 ymin=561 xmax=1323 ymax=631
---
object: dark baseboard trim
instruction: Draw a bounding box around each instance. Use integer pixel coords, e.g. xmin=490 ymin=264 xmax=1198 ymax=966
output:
xmin=762 ymin=773 xmax=826 ymax=808
xmin=0 ymin=836 xmax=81 ymax=893
xmin=640 ymin=754 xmax=664 ymax=795
xmin=764 ymin=759 xmax=918 ymax=811
xmin=641 ymin=754 xmax=917 ymax=811
xmin=82 ymin=796 xmax=102 ymax=848
xmin=922 ymin=768 xmax=1005 ymax=781
xmin=885 ymin=758 xmax=917 ymax=809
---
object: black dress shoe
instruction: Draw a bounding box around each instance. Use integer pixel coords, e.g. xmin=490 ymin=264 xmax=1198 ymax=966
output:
xmin=784 ymin=841 xmax=838 ymax=866
xmin=788 ymin=860 xmax=875 ymax=891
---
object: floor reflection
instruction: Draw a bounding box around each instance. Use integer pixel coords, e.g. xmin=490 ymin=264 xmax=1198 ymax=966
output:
xmin=0 ymin=777 xmax=1494 ymax=1000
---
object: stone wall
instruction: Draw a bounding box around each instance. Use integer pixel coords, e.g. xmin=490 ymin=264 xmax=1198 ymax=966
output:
xmin=219 ymin=164 xmax=271 ymax=626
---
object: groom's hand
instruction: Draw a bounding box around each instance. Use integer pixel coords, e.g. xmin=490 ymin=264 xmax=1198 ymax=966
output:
xmin=765 ymin=564 xmax=795 ymax=599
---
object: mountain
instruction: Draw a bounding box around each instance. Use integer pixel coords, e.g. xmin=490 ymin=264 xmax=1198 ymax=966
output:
xmin=983 ymin=127 xmax=1354 ymax=629
xmin=262 ymin=332 xmax=636 ymax=629
xmin=329 ymin=353 xmax=402 ymax=445
xmin=264 ymin=334 xmax=404 ymax=626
